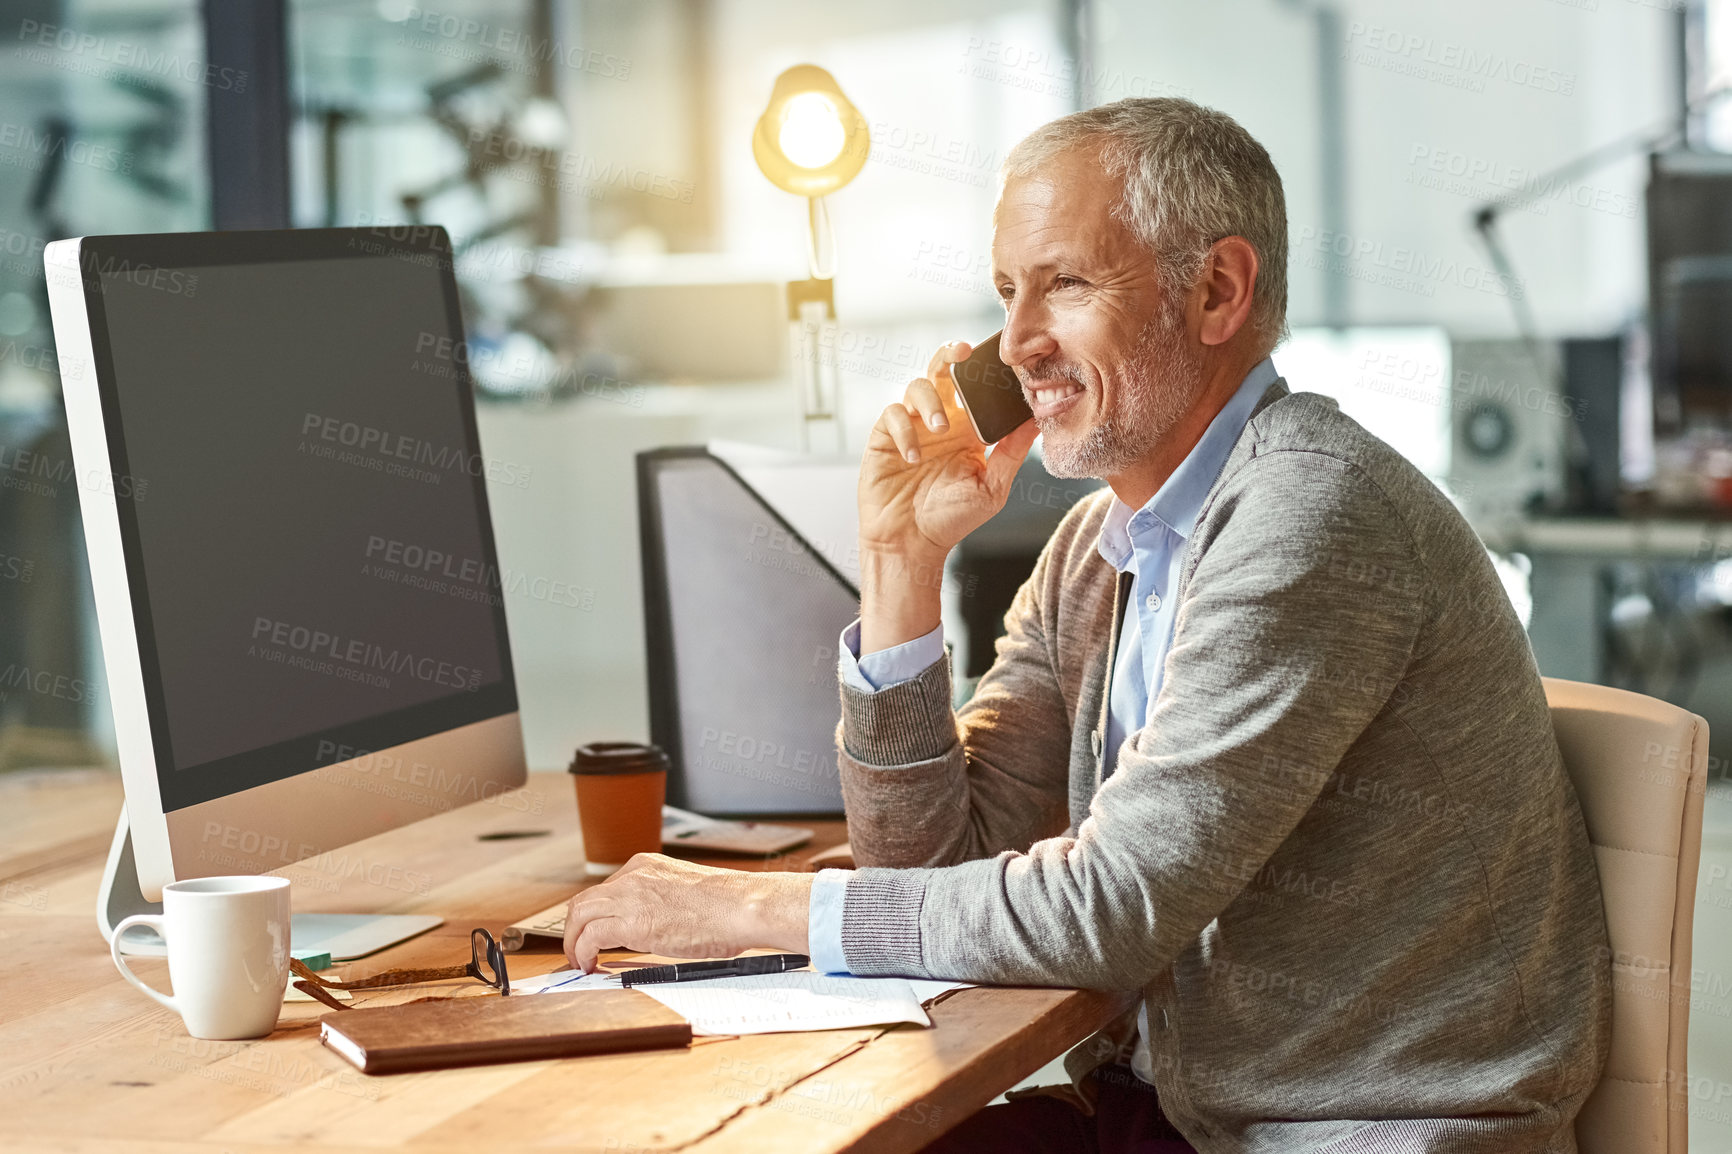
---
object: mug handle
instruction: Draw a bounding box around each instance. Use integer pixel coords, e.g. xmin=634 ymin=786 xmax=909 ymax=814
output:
xmin=111 ymin=915 xmax=179 ymax=1014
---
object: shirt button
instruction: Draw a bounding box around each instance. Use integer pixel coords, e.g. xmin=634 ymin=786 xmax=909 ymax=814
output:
xmin=1090 ymin=732 xmax=1103 ymax=757
xmin=1145 ymin=592 xmax=1162 ymax=612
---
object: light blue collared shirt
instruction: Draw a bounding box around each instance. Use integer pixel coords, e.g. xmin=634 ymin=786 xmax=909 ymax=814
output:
xmin=809 ymin=358 xmax=1280 ymax=978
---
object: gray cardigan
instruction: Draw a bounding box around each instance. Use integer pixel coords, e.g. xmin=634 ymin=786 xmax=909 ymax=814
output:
xmin=834 ymin=382 xmax=1611 ymax=1153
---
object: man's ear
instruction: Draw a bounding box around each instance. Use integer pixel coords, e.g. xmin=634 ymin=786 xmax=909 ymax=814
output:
xmin=1194 ymin=236 xmax=1259 ymax=348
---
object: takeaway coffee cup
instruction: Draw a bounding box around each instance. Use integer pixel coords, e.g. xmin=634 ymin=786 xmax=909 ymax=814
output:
xmin=570 ymin=741 xmax=668 ymax=876
xmin=110 ymin=875 xmax=291 ymax=1040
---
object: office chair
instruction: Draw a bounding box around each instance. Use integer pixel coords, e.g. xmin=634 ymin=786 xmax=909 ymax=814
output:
xmin=1545 ymin=677 xmax=1709 ymax=1154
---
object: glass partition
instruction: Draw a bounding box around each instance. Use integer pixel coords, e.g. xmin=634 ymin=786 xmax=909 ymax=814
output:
xmin=0 ymin=0 xmax=207 ymax=770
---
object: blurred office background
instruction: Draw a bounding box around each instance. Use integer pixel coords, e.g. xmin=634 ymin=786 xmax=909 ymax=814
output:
xmin=13 ymin=0 xmax=1732 ymax=766
xmin=10 ymin=0 xmax=1732 ymax=1132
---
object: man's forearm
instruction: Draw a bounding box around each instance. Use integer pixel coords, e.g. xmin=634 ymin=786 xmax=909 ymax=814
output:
xmin=844 ymin=540 xmax=1071 ymax=871
xmin=741 ymin=871 xmax=815 ymax=955
xmin=858 ymin=547 xmax=948 ymax=655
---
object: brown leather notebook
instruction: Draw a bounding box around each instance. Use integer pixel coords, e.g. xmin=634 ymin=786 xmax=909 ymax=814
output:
xmin=318 ymin=990 xmax=692 ymax=1074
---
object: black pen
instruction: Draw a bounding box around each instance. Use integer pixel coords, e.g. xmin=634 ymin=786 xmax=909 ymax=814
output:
xmin=618 ymin=953 xmax=810 ymax=987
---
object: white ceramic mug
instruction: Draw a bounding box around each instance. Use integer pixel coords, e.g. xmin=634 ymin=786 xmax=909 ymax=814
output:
xmin=111 ymin=876 xmax=291 ymax=1040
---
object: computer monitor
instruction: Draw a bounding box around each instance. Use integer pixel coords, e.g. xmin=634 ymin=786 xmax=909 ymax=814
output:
xmin=637 ymin=446 xmax=856 ymax=816
xmin=1648 ymin=150 xmax=1732 ymax=432
xmin=45 ymin=226 xmax=526 ymax=957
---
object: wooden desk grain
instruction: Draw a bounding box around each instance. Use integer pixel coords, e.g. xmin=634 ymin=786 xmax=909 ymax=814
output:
xmin=0 ymin=770 xmax=1123 ymax=1153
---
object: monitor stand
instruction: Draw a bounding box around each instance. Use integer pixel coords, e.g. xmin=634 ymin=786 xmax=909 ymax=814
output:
xmin=97 ymin=809 xmax=443 ymax=960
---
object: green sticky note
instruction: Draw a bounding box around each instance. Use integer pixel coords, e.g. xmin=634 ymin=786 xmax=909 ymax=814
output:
xmin=292 ymin=949 xmax=332 ymax=971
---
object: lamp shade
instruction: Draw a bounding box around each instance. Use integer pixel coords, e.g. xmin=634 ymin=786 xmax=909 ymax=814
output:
xmin=752 ymin=65 xmax=870 ymax=197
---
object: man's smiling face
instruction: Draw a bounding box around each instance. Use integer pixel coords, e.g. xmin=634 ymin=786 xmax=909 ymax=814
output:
xmin=991 ymin=144 xmax=1207 ymax=480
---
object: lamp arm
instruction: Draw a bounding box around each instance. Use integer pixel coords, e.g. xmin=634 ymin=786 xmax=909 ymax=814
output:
xmin=806 ymin=195 xmax=836 ymax=281
xmin=1467 ymin=85 xmax=1732 ymax=373
xmin=1472 ymin=212 xmax=1546 ymax=355
xmin=1471 ymin=84 xmax=1732 ymax=228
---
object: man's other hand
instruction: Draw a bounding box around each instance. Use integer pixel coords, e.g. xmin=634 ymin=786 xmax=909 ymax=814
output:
xmin=857 ymin=341 xmax=1038 ymax=653
xmin=561 ymin=853 xmax=814 ymax=973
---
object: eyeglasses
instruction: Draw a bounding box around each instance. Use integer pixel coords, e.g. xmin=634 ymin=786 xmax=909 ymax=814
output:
xmin=290 ymin=927 xmax=510 ymax=1011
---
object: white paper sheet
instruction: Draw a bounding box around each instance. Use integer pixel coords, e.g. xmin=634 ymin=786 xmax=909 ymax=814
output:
xmin=904 ymin=978 xmax=970 ymax=1004
xmin=514 ymin=969 xmax=973 ymax=1001
xmin=630 ymin=972 xmax=932 ymax=1036
xmin=514 ymin=968 xmax=937 ymax=1035
xmin=512 ymin=968 xmax=618 ymax=994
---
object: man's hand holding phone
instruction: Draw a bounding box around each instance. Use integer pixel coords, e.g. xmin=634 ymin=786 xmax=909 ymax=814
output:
xmin=858 ymin=340 xmax=1038 ymax=656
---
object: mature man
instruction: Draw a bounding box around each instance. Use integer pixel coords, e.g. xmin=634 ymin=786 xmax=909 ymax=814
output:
xmin=563 ymin=98 xmax=1610 ymax=1152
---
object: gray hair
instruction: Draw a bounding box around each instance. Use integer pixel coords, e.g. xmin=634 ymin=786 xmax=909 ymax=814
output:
xmin=1003 ymin=97 xmax=1289 ymax=350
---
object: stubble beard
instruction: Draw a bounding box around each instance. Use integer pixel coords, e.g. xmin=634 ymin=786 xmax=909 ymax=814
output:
xmin=1032 ymin=298 xmax=1207 ymax=481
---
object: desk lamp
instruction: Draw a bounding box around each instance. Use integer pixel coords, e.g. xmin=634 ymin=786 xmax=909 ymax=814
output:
xmin=753 ymin=65 xmax=869 ymax=453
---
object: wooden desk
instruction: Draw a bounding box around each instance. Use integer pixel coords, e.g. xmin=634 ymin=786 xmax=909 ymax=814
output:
xmin=0 ymin=769 xmax=1123 ymax=1153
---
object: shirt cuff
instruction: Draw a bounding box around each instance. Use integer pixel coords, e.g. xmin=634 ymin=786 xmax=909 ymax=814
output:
xmin=807 ymin=867 xmax=856 ymax=975
xmin=838 ymin=620 xmax=946 ymax=693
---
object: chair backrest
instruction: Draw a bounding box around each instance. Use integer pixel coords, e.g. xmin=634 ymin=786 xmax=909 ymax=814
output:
xmin=1544 ymin=677 xmax=1709 ymax=1154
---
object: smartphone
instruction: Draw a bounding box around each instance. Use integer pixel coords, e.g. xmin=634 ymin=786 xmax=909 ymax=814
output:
xmin=950 ymin=331 xmax=1034 ymax=444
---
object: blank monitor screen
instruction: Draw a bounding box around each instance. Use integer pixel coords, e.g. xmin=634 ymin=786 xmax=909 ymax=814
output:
xmin=1648 ymin=151 xmax=1732 ymax=430
xmin=81 ymin=229 xmax=516 ymax=813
